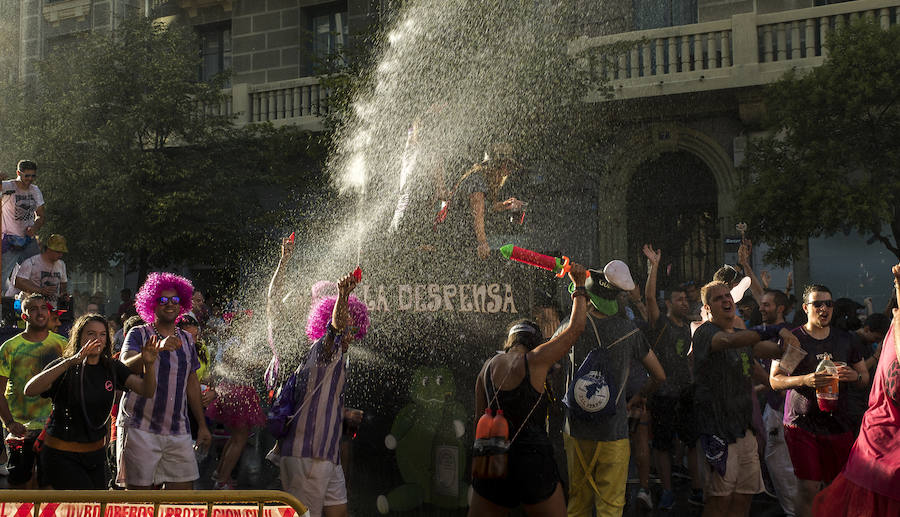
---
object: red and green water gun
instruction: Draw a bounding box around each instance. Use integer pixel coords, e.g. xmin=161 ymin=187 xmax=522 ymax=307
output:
xmin=499 ymin=244 xmax=589 ymax=278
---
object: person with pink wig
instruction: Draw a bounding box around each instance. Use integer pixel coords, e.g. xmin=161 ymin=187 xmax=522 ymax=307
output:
xmin=279 ymin=271 xmax=369 ymax=517
xmin=116 ymin=272 xmax=211 ymax=489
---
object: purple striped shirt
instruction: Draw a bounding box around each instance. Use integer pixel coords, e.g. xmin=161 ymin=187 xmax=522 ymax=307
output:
xmin=281 ymin=335 xmax=346 ymax=463
xmin=118 ymin=324 xmax=199 ymax=435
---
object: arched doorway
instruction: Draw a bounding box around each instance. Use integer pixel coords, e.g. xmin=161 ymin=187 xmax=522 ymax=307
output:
xmin=626 ymin=150 xmax=720 ymax=289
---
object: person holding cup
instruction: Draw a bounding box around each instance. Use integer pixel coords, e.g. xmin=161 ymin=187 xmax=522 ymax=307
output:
xmin=769 ymin=284 xmax=868 ymax=517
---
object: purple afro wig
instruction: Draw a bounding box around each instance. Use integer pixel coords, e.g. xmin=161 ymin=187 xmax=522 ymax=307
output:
xmin=306 ymin=295 xmax=369 ymax=341
xmin=135 ymin=272 xmax=194 ymax=323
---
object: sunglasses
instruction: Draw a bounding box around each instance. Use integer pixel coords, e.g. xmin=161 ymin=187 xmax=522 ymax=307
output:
xmin=158 ymin=296 xmax=181 ymax=306
xmin=809 ymin=300 xmax=834 ymax=308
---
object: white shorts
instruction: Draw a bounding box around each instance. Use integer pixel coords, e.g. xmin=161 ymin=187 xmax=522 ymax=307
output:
xmin=116 ymin=426 xmax=199 ymax=487
xmin=280 ymin=456 xmax=347 ymax=517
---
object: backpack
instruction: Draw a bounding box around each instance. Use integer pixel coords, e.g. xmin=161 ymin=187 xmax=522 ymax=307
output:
xmin=266 ymin=370 xmax=300 ymax=439
xmin=563 ymin=317 xmax=638 ymax=421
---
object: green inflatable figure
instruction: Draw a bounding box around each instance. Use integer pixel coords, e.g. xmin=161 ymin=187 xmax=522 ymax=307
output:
xmin=376 ymin=367 xmax=470 ymax=514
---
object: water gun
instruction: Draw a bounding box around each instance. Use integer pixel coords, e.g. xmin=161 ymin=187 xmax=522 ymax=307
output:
xmin=289 ymin=231 xmax=295 ymax=243
xmin=499 ymin=244 xmax=589 ymax=278
xmin=352 ymin=266 xmax=362 ymax=282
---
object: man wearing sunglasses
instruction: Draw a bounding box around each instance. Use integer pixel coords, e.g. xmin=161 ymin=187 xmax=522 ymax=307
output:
xmin=769 ymin=284 xmax=869 ymax=517
xmin=1 ymin=160 xmax=46 ymax=293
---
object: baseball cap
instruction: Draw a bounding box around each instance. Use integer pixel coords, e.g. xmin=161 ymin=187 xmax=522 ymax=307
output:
xmin=568 ymin=260 xmax=636 ymax=316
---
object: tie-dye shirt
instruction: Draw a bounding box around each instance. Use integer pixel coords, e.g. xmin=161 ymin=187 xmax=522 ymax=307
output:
xmin=280 ymin=334 xmax=346 ymax=463
xmin=118 ymin=324 xmax=199 ymax=436
xmin=0 ymin=332 xmax=65 ymax=430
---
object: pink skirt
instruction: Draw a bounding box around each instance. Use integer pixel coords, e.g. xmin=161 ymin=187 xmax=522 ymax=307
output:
xmin=206 ymin=383 xmax=266 ymax=429
xmin=813 ymin=472 xmax=900 ymax=517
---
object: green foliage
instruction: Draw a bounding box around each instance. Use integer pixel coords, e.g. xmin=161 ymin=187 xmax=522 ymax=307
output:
xmin=738 ymin=21 xmax=900 ymax=265
xmin=8 ymin=16 xmax=330 ymax=278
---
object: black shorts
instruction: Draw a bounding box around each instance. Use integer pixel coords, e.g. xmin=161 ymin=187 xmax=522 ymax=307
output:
xmin=649 ymin=391 xmax=697 ymax=452
xmin=7 ymin=431 xmax=40 ymax=486
xmin=472 ymin=442 xmax=560 ymax=508
xmin=40 ymin=446 xmax=107 ymax=489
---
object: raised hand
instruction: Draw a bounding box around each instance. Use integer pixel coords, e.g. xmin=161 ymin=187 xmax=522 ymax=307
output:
xmin=641 ymin=244 xmax=661 ymax=266
xmin=159 ymin=335 xmax=182 ymax=352
xmin=337 ymin=273 xmax=358 ymax=297
xmin=281 ymin=237 xmax=294 ymax=262
xmin=76 ymin=339 xmax=103 ymax=361
xmin=760 ymin=270 xmax=771 ymax=289
xmin=142 ymin=335 xmax=166 ymax=365
xmin=567 ymin=263 xmax=587 ymax=286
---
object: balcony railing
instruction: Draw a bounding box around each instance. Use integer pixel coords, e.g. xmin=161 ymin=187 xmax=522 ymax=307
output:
xmin=569 ymin=0 xmax=900 ymax=101
xmin=201 ymin=77 xmax=329 ymax=131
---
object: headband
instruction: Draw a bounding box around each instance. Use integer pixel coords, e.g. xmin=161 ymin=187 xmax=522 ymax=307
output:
xmin=509 ymin=323 xmax=538 ymax=336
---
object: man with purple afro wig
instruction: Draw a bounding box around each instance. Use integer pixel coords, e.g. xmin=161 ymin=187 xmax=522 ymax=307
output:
xmin=280 ymin=271 xmax=369 ymax=517
xmin=116 ymin=272 xmax=211 ymax=489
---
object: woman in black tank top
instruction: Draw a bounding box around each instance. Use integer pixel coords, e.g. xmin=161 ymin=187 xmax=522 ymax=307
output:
xmin=469 ymin=264 xmax=589 ymax=517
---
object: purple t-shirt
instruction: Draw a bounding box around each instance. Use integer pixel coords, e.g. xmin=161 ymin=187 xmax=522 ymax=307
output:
xmin=783 ymin=326 xmax=861 ymax=435
xmin=118 ymin=324 xmax=200 ymax=436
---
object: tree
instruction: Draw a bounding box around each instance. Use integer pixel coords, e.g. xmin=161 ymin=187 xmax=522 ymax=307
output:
xmin=738 ymin=20 xmax=900 ymax=265
xmin=14 ymin=16 xmax=329 ymax=280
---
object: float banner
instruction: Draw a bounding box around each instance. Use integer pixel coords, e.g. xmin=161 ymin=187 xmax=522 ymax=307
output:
xmin=0 ymin=504 xmax=306 ymax=517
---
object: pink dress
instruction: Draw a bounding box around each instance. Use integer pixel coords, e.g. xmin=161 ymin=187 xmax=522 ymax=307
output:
xmin=206 ymin=382 xmax=266 ymax=429
xmin=814 ymin=320 xmax=900 ymax=516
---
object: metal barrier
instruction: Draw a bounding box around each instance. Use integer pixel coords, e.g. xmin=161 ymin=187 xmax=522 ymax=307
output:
xmin=0 ymin=490 xmax=308 ymax=517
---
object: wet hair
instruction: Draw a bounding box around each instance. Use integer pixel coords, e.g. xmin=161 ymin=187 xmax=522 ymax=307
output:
xmin=713 ymin=264 xmax=741 ymax=285
xmin=802 ymin=284 xmax=832 ymax=304
xmin=700 ymin=281 xmax=729 ymax=306
xmin=763 ymin=289 xmax=789 ymax=311
xmin=502 ymin=319 xmax=543 ymax=351
xmin=134 ymin=272 xmax=193 ymax=323
xmin=23 ymin=293 xmax=46 ymax=309
xmin=666 ymin=287 xmax=687 ymax=301
xmin=306 ymin=295 xmax=370 ymax=341
xmin=17 ymin=160 xmax=36 ymax=172
xmin=865 ymin=312 xmax=890 ymax=335
xmin=65 ymin=314 xmax=113 ymax=366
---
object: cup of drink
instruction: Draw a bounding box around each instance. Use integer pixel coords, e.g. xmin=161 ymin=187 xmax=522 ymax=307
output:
xmin=778 ymin=344 xmax=808 ymax=375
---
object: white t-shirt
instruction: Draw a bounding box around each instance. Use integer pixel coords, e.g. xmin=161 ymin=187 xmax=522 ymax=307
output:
xmin=1 ymin=180 xmax=44 ymax=237
xmin=16 ymin=254 xmax=67 ymax=297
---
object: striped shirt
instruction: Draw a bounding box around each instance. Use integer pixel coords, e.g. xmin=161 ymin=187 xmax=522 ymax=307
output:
xmin=281 ymin=335 xmax=346 ymax=463
xmin=118 ymin=324 xmax=199 ymax=436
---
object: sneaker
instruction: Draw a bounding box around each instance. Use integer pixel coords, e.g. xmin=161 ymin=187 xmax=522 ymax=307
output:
xmin=688 ymin=488 xmax=704 ymax=506
xmin=671 ymin=464 xmax=691 ymax=480
xmin=635 ymin=488 xmax=653 ymax=510
xmin=658 ymin=489 xmax=675 ymax=510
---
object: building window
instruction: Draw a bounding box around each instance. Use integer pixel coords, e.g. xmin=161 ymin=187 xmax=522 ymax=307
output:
xmin=307 ymin=2 xmax=348 ymax=73
xmin=198 ymin=23 xmax=231 ymax=86
xmin=633 ymin=0 xmax=697 ymax=30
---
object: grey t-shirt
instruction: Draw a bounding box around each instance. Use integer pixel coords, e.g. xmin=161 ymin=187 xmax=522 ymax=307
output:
xmin=561 ymin=313 xmax=650 ymax=442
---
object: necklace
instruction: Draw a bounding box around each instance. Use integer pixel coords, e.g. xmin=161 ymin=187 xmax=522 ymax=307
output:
xmin=150 ymin=323 xmax=170 ymax=339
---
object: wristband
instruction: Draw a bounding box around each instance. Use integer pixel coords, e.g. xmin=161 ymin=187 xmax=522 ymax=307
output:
xmin=572 ymin=286 xmax=588 ymax=300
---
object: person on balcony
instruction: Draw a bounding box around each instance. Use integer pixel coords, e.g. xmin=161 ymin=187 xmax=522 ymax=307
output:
xmin=13 ymin=234 xmax=69 ymax=304
xmin=1 ymin=160 xmax=46 ymax=294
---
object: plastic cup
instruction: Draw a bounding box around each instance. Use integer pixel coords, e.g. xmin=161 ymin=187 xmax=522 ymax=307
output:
xmin=778 ymin=344 xmax=808 ymax=375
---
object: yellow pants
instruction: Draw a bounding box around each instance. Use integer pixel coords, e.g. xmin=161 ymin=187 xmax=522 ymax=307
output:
xmin=564 ymin=433 xmax=630 ymax=517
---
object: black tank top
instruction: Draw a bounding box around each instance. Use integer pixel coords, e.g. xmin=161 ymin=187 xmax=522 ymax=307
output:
xmin=484 ymin=353 xmax=549 ymax=445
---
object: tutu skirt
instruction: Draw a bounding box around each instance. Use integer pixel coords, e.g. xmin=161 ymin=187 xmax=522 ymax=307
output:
xmin=813 ymin=473 xmax=900 ymax=517
xmin=206 ymin=383 xmax=266 ymax=429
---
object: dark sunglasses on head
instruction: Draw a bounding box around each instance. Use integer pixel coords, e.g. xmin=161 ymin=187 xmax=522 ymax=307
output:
xmin=158 ymin=296 xmax=181 ymax=306
xmin=809 ymin=300 xmax=834 ymax=308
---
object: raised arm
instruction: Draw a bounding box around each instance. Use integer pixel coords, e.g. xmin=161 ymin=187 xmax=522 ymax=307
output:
xmin=24 ymin=342 xmax=100 ymax=397
xmin=528 ymin=264 xmax=588 ymax=368
xmin=642 ymin=244 xmax=661 ymax=325
xmin=470 ymin=191 xmax=489 ymax=260
xmin=267 ymin=237 xmax=294 ymax=319
xmin=738 ymin=239 xmax=764 ymax=304
xmin=122 ymin=337 xmax=163 ymax=398
xmin=321 ymin=272 xmax=358 ymax=362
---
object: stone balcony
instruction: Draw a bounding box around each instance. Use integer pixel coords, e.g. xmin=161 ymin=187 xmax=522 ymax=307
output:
xmin=568 ymin=0 xmax=900 ymax=102
xmin=202 ymin=76 xmax=329 ymax=131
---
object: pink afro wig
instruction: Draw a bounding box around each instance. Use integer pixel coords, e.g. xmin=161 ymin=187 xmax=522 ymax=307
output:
xmin=135 ymin=272 xmax=194 ymax=323
xmin=306 ymin=295 xmax=369 ymax=341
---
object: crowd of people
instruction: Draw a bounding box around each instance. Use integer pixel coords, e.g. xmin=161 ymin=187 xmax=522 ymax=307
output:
xmin=0 ymin=154 xmax=897 ymax=517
